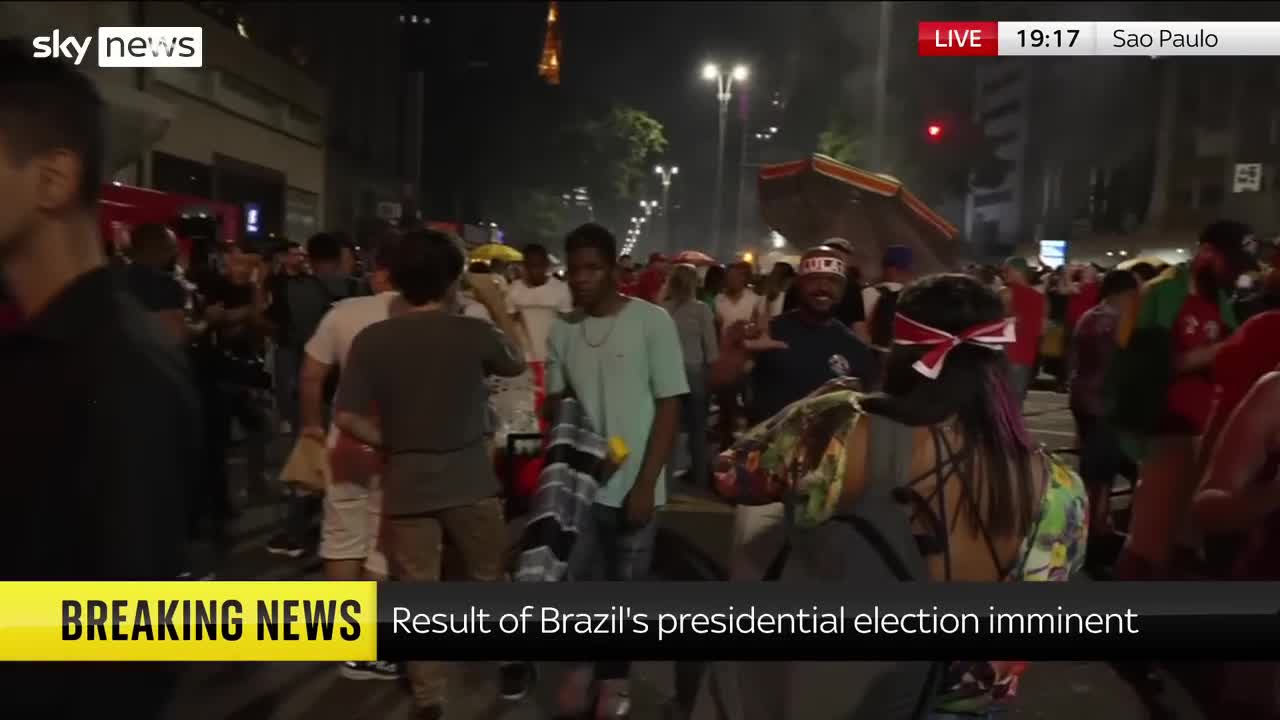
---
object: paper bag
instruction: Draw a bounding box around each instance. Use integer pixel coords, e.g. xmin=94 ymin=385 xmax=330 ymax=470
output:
xmin=280 ymin=435 xmax=332 ymax=495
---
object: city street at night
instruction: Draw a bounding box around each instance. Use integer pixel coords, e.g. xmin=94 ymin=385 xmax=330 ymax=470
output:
xmin=3 ymin=1 xmax=1280 ymax=718
xmin=161 ymin=391 xmax=1204 ymax=720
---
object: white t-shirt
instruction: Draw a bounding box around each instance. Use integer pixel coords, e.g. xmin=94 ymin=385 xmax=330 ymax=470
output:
xmin=508 ymin=277 xmax=572 ymax=362
xmin=715 ymin=290 xmax=760 ymax=330
xmin=303 ymin=291 xmax=399 ymax=447
xmin=304 ymin=291 xmax=399 ymax=369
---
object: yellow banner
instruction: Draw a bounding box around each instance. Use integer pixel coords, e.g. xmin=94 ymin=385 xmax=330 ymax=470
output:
xmin=0 ymin=582 xmax=377 ymax=661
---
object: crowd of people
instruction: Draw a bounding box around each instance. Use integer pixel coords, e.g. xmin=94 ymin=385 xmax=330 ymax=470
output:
xmin=7 ymin=37 xmax=1280 ymax=720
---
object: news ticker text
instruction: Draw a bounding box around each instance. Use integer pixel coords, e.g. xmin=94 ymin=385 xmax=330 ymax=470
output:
xmin=919 ymin=21 xmax=1280 ymax=56
xmin=4 ymin=582 xmax=1280 ymax=661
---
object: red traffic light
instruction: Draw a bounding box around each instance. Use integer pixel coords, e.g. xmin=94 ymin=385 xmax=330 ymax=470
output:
xmin=926 ymin=123 xmax=943 ymax=139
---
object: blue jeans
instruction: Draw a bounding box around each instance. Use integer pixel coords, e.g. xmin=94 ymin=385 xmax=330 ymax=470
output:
xmin=673 ymin=365 xmax=710 ymax=485
xmin=567 ymin=502 xmax=658 ymax=680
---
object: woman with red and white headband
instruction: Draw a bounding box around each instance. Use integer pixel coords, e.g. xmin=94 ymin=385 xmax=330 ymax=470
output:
xmin=695 ymin=272 xmax=1087 ymax=720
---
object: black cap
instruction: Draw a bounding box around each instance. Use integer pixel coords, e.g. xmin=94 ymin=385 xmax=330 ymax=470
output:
xmin=1201 ymin=220 xmax=1257 ymax=275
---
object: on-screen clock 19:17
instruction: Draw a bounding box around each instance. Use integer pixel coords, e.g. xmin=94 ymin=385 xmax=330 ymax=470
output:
xmin=1018 ymin=28 xmax=1080 ymax=49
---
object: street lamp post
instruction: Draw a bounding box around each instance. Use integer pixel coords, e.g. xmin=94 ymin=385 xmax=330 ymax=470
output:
xmin=703 ymin=62 xmax=748 ymax=260
xmin=654 ymin=164 xmax=678 ymax=253
xmin=871 ymin=1 xmax=893 ymax=170
xmin=623 ymin=215 xmax=643 ymax=257
xmin=735 ymin=95 xmax=750 ymax=257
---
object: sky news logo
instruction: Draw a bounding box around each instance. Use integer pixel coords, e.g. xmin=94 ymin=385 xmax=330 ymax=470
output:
xmin=32 ymin=27 xmax=202 ymax=68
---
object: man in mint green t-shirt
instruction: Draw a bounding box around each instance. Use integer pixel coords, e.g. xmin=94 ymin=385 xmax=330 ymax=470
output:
xmin=544 ymin=223 xmax=688 ymax=717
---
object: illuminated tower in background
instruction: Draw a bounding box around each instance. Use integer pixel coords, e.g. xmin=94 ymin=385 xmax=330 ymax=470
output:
xmin=538 ymin=1 xmax=561 ymax=85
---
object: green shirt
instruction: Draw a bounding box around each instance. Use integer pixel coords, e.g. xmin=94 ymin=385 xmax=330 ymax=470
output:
xmin=546 ymin=298 xmax=690 ymax=508
xmin=1106 ymin=263 xmax=1240 ymax=461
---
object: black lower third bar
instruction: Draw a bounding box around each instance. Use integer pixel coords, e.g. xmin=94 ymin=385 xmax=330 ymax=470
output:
xmin=375 ymin=582 xmax=1280 ymax=661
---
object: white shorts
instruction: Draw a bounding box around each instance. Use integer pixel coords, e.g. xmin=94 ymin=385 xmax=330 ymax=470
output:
xmin=319 ymin=477 xmax=385 ymax=575
xmin=318 ymin=426 xmax=386 ymax=576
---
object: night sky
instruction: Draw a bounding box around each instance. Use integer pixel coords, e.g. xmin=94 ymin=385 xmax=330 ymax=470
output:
xmin=417 ymin=1 xmax=1259 ymax=254
xmin=416 ymin=1 xmax=1278 ymax=256
xmin=417 ymin=1 xmax=870 ymax=253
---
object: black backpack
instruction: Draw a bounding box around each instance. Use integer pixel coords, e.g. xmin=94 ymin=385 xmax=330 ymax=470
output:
xmin=869 ymin=284 xmax=900 ymax=350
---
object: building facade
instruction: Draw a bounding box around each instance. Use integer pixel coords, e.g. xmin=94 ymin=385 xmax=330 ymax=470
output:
xmin=2 ymin=1 xmax=328 ymax=250
xmin=964 ymin=59 xmax=1030 ymax=258
xmin=1154 ymin=59 xmax=1280 ymax=236
xmin=966 ymin=2 xmax=1280 ymax=265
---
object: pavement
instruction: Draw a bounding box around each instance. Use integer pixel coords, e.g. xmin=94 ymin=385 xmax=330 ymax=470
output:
xmin=164 ymin=390 xmax=1206 ymax=720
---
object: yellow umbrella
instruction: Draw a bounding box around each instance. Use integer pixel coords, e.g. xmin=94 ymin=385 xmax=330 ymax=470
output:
xmin=470 ymin=243 xmax=523 ymax=263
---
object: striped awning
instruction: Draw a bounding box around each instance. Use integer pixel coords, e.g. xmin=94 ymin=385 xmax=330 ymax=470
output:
xmin=758 ymin=154 xmax=961 ymax=273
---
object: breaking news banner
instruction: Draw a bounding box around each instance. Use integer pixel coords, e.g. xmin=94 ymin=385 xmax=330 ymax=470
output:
xmin=3 ymin=582 xmax=1280 ymax=661
xmin=0 ymin=582 xmax=377 ymax=662
xmin=918 ymin=21 xmax=1280 ymax=57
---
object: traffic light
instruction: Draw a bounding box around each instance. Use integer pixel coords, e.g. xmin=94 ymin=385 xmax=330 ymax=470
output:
xmin=926 ymin=123 xmax=944 ymax=141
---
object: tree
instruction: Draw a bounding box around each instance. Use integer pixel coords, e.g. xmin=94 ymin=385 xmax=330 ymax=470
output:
xmin=816 ymin=109 xmax=864 ymax=166
xmin=561 ymin=104 xmax=668 ymax=228
xmin=499 ymin=188 xmax=569 ymax=251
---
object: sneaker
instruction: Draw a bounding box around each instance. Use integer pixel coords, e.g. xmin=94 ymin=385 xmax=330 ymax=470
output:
xmin=498 ymin=661 xmax=537 ymax=700
xmin=265 ymin=533 xmax=304 ymax=558
xmin=339 ymin=660 xmax=401 ymax=681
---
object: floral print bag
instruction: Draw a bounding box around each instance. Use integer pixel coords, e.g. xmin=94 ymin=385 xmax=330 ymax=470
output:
xmin=713 ymin=382 xmax=1089 ymax=716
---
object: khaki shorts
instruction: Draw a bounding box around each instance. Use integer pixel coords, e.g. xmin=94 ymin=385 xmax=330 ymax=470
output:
xmin=319 ymin=476 xmax=386 ymax=576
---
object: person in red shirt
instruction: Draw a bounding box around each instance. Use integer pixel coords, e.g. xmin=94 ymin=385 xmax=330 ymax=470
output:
xmin=1202 ymin=299 xmax=1280 ymax=469
xmin=1113 ymin=220 xmax=1254 ymax=583
xmin=633 ymin=252 xmax=670 ymax=303
xmin=617 ymin=254 xmax=639 ymax=296
xmin=1000 ymin=256 xmax=1046 ymax=407
xmin=1194 ymin=366 xmax=1280 ymax=717
xmin=1065 ymin=263 xmax=1101 ymax=332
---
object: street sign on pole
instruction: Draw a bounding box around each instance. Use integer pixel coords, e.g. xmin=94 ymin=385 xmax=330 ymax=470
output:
xmin=1233 ymin=163 xmax=1262 ymax=193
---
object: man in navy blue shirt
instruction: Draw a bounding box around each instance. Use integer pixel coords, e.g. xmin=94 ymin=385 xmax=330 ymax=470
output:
xmin=713 ymin=245 xmax=879 ymax=423
xmin=710 ymin=244 xmax=879 ymax=580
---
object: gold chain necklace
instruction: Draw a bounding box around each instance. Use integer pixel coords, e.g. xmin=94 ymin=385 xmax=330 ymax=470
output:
xmin=580 ymin=313 xmax=619 ymax=348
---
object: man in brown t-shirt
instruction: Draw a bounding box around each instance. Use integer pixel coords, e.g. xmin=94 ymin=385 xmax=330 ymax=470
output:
xmin=334 ymin=230 xmax=524 ymax=720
